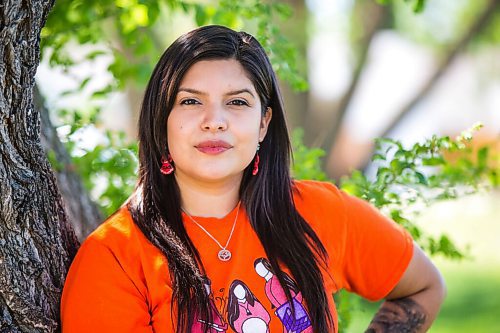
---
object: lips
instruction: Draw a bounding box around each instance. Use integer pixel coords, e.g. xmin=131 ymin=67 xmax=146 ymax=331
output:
xmin=195 ymin=140 xmax=233 ymax=154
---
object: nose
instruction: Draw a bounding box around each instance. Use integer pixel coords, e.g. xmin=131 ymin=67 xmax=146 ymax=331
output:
xmin=201 ymin=103 xmax=228 ymax=132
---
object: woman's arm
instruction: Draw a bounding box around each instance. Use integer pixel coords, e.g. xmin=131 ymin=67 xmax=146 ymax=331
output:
xmin=365 ymin=242 xmax=446 ymax=333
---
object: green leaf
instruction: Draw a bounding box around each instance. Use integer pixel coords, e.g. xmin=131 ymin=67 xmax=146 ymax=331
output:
xmin=79 ymin=77 xmax=92 ymax=90
xmin=130 ymin=4 xmax=149 ymax=26
xmin=488 ymin=170 xmax=499 ymax=187
xmin=415 ymin=171 xmax=428 ymax=185
xmin=477 ymin=146 xmax=489 ymax=169
xmin=86 ymin=50 xmax=107 ymax=60
xmin=413 ymin=0 xmax=426 ymax=13
xmin=422 ymin=156 xmax=445 ymax=166
xmin=116 ymin=0 xmax=136 ymax=8
xmin=291 ymin=128 xmax=327 ymax=181
xmin=194 ymin=4 xmax=207 ymax=26
xmin=91 ymin=84 xmax=115 ymax=99
xmin=390 ymin=159 xmax=406 ymax=173
xmin=272 ymin=3 xmax=293 ymax=18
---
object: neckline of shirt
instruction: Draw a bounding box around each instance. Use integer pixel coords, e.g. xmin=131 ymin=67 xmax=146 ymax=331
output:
xmin=181 ymin=202 xmax=244 ymax=225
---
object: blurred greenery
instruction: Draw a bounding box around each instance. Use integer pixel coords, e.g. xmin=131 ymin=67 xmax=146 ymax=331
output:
xmin=291 ymin=128 xmax=328 ymax=181
xmin=377 ymin=0 xmax=426 ymax=13
xmin=344 ymin=214 xmax=500 ymax=333
xmin=434 ymin=267 xmax=500 ymax=332
xmin=41 ymin=0 xmax=308 ymax=91
xmin=73 ymin=131 xmax=138 ymax=216
xmin=290 ymin=125 xmax=499 ymax=332
xmin=345 ymin=266 xmax=500 ymax=332
xmin=294 ymin=123 xmax=498 ymax=259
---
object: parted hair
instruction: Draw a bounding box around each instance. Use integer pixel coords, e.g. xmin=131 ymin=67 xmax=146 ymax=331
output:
xmin=128 ymin=25 xmax=334 ymax=332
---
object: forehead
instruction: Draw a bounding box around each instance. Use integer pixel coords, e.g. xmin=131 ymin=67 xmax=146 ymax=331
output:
xmin=179 ymin=59 xmax=256 ymax=92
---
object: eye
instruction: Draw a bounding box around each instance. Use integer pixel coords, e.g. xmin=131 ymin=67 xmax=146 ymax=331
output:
xmin=180 ymin=98 xmax=200 ymax=105
xmin=228 ymin=99 xmax=249 ymax=106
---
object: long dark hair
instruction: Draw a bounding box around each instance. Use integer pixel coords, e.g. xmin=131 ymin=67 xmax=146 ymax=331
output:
xmin=128 ymin=25 xmax=334 ymax=332
xmin=227 ymin=279 xmax=261 ymax=331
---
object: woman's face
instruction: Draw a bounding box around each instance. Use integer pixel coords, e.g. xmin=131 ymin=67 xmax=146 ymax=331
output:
xmin=233 ymin=284 xmax=247 ymax=300
xmin=167 ymin=59 xmax=272 ymax=186
xmin=254 ymin=262 xmax=269 ymax=277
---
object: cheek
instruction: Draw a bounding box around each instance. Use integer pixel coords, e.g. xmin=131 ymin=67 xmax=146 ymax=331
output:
xmin=167 ymin=132 xmax=184 ymax=152
xmin=166 ymin=113 xmax=187 ymax=145
xmin=237 ymin=114 xmax=263 ymax=137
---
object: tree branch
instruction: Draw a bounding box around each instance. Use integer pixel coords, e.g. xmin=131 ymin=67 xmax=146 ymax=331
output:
xmin=314 ymin=1 xmax=389 ymax=170
xmin=378 ymin=0 xmax=500 ymax=139
xmin=36 ymin=85 xmax=103 ymax=240
xmin=353 ymin=0 xmax=500 ymax=173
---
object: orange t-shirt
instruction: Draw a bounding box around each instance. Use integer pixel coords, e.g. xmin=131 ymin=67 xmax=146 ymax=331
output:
xmin=61 ymin=180 xmax=413 ymax=332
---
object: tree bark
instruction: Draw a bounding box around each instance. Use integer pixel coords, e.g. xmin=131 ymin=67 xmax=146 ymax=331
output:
xmin=36 ymin=86 xmax=103 ymax=240
xmin=0 ymin=0 xmax=79 ymax=331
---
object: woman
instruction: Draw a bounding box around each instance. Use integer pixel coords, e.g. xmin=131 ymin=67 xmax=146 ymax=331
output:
xmin=227 ymin=280 xmax=270 ymax=333
xmin=254 ymin=258 xmax=312 ymax=333
xmin=60 ymin=25 xmax=446 ymax=332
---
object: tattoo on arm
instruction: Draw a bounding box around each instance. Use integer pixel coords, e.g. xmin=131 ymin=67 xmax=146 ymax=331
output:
xmin=365 ymin=298 xmax=427 ymax=333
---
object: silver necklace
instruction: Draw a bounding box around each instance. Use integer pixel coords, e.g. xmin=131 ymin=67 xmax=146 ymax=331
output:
xmin=182 ymin=202 xmax=241 ymax=262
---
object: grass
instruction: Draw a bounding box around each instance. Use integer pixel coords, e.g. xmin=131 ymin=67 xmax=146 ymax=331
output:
xmin=432 ymin=263 xmax=500 ymax=332
xmin=344 ymin=191 xmax=500 ymax=332
xmin=344 ymin=263 xmax=500 ymax=332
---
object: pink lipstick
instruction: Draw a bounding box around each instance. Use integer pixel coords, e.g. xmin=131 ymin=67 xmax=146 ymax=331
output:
xmin=195 ymin=140 xmax=233 ymax=155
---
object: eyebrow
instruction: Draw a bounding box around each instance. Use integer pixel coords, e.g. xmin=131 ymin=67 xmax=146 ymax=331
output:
xmin=177 ymin=87 xmax=255 ymax=98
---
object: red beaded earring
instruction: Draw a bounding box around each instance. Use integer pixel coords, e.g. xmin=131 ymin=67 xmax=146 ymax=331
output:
xmin=252 ymin=144 xmax=260 ymax=176
xmin=160 ymin=155 xmax=174 ymax=175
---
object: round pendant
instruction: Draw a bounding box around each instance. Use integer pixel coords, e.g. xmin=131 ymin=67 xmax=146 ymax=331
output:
xmin=218 ymin=249 xmax=231 ymax=261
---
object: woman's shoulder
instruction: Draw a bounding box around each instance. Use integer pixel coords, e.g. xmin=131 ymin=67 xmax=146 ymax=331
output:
xmin=291 ymin=180 xmax=348 ymax=227
xmin=292 ymin=179 xmax=345 ymax=206
xmin=62 ymin=206 xmax=172 ymax=331
xmin=74 ymin=205 xmax=170 ymax=287
xmin=85 ymin=206 xmax=138 ymax=247
xmin=81 ymin=205 xmax=161 ymax=268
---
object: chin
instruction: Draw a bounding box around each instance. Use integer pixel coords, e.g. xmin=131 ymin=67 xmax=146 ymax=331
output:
xmin=192 ymin=169 xmax=244 ymax=183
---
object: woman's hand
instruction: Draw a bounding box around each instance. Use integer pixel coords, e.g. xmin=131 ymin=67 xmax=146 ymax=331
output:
xmin=365 ymin=242 xmax=446 ymax=332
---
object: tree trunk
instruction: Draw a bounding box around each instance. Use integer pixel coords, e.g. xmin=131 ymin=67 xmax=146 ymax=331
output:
xmin=304 ymin=0 xmax=389 ymax=176
xmin=279 ymin=0 xmax=309 ymax=132
xmin=0 ymin=0 xmax=79 ymax=331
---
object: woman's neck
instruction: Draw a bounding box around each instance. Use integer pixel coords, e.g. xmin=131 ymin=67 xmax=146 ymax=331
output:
xmin=174 ymin=172 xmax=241 ymax=218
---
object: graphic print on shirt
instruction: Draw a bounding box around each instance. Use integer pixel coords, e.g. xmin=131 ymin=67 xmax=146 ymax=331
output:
xmin=192 ymin=277 xmax=229 ymax=332
xmin=254 ymin=258 xmax=313 ymax=333
xmin=227 ymin=279 xmax=271 ymax=333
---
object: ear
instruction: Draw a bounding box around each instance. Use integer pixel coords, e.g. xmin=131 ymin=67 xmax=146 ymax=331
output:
xmin=258 ymin=107 xmax=272 ymax=142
